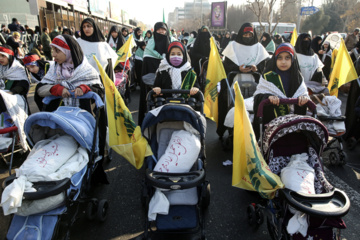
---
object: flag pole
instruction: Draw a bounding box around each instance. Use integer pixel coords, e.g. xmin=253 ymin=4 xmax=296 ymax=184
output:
xmin=225 ymin=78 xmax=235 ymax=104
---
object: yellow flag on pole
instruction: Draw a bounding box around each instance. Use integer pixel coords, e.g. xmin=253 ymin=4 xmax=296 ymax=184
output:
xmin=232 ymin=82 xmax=284 ymax=199
xmin=204 ymin=37 xmax=226 ymax=124
xmin=114 ymin=34 xmax=136 ymax=68
xmin=94 ymin=56 xmax=152 ymax=169
xmin=290 ymin=27 xmax=298 ymax=47
xmin=328 ymin=39 xmax=358 ymax=97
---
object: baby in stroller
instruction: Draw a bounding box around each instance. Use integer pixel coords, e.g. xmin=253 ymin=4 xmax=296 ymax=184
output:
xmin=248 ymin=98 xmax=350 ymax=240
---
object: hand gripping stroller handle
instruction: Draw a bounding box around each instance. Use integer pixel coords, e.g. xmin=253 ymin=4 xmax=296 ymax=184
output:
xmin=145 ymin=168 xmax=206 ymax=190
xmin=256 ymin=98 xmax=317 ymax=118
xmin=147 ymin=89 xmax=205 ymax=103
xmin=43 ymin=91 xmax=105 ymax=108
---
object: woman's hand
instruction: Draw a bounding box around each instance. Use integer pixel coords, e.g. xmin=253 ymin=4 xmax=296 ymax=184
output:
xmin=153 ymin=87 xmax=162 ymax=95
xmin=268 ymin=96 xmax=280 ymax=106
xmin=298 ymin=96 xmax=309 ymax=106
xmin=239 ymin=64 xmax=252 ymax=73
xmin=318 ymin=50 xmax=324 ymax=55
xmin=190 ymin=87 xmax=199 ymax=95
xmin=62 ymin=88 xmax=71 ymax=98
xmin=250 ymin=65 xmax=257 ymax=72
xmin=73 ymin=87 xmax=84 ymax=98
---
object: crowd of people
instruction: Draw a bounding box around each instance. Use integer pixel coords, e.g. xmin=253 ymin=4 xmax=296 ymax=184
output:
xmin=1 ymin=18 xmax=360 ymax=151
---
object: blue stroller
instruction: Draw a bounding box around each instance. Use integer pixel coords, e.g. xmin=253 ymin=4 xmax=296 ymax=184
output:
xmin=3 ymin=92 xmax=108 ymax=240
xmin=141 ymin=89 xmax=210 ymax=240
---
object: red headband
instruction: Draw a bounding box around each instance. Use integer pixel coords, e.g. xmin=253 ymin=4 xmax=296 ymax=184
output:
xmin=244 ymin=27 xmax=253 ymax=33
xmin=23 ymin=54 xmax=40 ymax=65
xmin=51 ymin=37 xmax=70 ymax=50
xmin=168 ymin=41 xmax=184 ymax=53
xmin=275 ymin=45 xmax=294 ymax=57
xmin=0 ymin=46 xmax=14 ymax=56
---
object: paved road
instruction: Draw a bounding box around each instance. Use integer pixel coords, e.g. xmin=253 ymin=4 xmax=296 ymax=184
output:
xmin=1 ymin=86 xmax=360 ymax=240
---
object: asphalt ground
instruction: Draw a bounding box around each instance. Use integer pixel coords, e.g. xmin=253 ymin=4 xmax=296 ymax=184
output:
xmin=1 ymin=86 xmax=360 ymax=240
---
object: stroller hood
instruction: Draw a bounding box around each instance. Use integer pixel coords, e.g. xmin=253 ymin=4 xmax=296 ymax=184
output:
xmin=141 ymin=104 xmax=206 ymax=140
xmin=262 ymin=114 xmax=328 ymax=155
xmin=24 ymin=106 xmax=98 ymax=153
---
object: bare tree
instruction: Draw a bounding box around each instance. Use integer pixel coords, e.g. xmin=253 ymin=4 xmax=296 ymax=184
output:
xmin=246 ymin=0 xmax=297 ymax=35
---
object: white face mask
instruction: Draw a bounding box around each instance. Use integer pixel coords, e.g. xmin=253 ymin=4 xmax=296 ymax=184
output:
xmin=190 ymin=34 xmax=194 ymax=38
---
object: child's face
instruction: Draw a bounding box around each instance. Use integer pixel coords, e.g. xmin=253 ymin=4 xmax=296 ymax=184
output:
xmin=111 ymin=31 xmax=118 ymax=38
xmin=276 ymin=52 xmax=292 ymax=71
xmin=0 ymin=54 xmax=9 ymax=66
xmin=141 ymin=45 xmax=146 ymax=50
xmin=169 ymin=47 xmax=183 ymax=57
xmin=26 ymin=64 xmax=40 ymax=74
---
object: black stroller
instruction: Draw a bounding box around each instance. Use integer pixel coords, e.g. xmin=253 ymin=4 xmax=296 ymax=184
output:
xmin=141 ymin=89 xmax=210 ymax=239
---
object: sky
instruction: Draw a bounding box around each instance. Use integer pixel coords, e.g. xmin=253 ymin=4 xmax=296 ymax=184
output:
xmin=125 ymin=0 xmax=323 ymax=27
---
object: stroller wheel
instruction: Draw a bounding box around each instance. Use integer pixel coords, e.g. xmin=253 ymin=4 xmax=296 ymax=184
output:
xmin=339 ymin=151 xmax=347 ymax=166
xmin=202 ymin=182 xmax=211 ymax=210
xmin=247 ymin=204 xmax=256 ymax=225
xmin=97 ymin=199 xmax=109 ymax=222
xmin=86 ymin=200 xmax=98 ymax=220
xmin=329 ymin=152 xmax=339 ymax=166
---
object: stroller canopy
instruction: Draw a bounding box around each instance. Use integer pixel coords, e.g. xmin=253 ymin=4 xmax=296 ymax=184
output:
xmin=24 ymin=106 xmax=98 ymax=153
xmin=141 ymin=104 xmax=206 ymax=140
xmin=262 ymin=114 xmax=328 ymax=155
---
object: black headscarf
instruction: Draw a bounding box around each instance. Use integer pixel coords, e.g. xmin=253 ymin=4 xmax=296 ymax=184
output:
xmin=80 ymin=18 xmax=105 ymax=42
xmin=221 ymin=32 xmax=231 ymax=49
xmin=153 ymin=22 xmax=170 ymax=56
xmin=192 ymin=26 xmax=211 ymax=57
xmin=62 ymin=34 xmax=84 ymax=69
xmin=261 ymin=32 xmax=272 ymax=48
xmin=295 ymin=33 xmax=314 ymax=56
xmin=235 ymin=23 xmax=258 ymax=46
xmin=0 ymin=44 xmax=14 ymax=67
xmin=264 ymin=43 xmax=303 ymax=97
xmin=134 ymin=27 xmax=142 ymax=40
xmin=107 ymin=25 xmax=125 ymax=51
xmin=274 ymin=34 xmax=283 ymax=45
xmin=165 ymin=41 xmax=188 ymax=68
xmin=231 ymin=33 xmax=238 ymax=41
xmin=121 ymin=28 xmax=129 ymax=38
xmin=74 ymin=31 xmax=80 ymax=38
xmin=190 ymin=31 xmax=197 ymax=38
xmin=62 ymin=28 xmax=73 ymax=36
xmin=311 ymin=36 xmax=323 ymax=54
xmin=146 ymin=30 xmax=152 ymax=39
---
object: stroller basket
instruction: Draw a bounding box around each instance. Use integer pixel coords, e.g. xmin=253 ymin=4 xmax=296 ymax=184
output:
xmin=146 ymin=168 xmax=205 ymax=190
xmin=280 ymin=188 xmax=350 ymax=218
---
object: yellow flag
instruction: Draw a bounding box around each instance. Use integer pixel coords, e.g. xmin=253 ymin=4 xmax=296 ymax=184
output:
xmin=94 ymin=56 xmax=152 ymax=169
xmin=204 ymin=37 xmax=226 ymax=124
xmin=330 ymin=48 xmax=338 ymax=70
xmin=114 ymin=34 xmax=136 ymax=68
xmin=290 ymin=27 xmax=298 ymax=47
xmin=232 ymin=82 xmax=284 ymax=199
xmin=328 ymin=39 xmax=358 ymax=97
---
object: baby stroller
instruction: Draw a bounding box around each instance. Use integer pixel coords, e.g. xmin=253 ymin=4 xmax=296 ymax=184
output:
xmin=2 ymin=92 xmax=109 ymax=240
xmin=247 ymin=98 xmax=350 ymax=240
xmin=222 ymin=71 xmax=259 ymax=150
xmin=0 ymin=90 xmax=29 ymax=175
xmin=141 ymin=89 xmax=210 ymax=240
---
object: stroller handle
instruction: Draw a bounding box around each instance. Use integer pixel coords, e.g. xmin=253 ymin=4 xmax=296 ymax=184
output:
xmin=147 ymin=89 xmax=205 ymax=102
xmin=43 ymin=91 xmax=105 ymax=108
xmin=256 ymin=98 xmax=317 ymax=118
